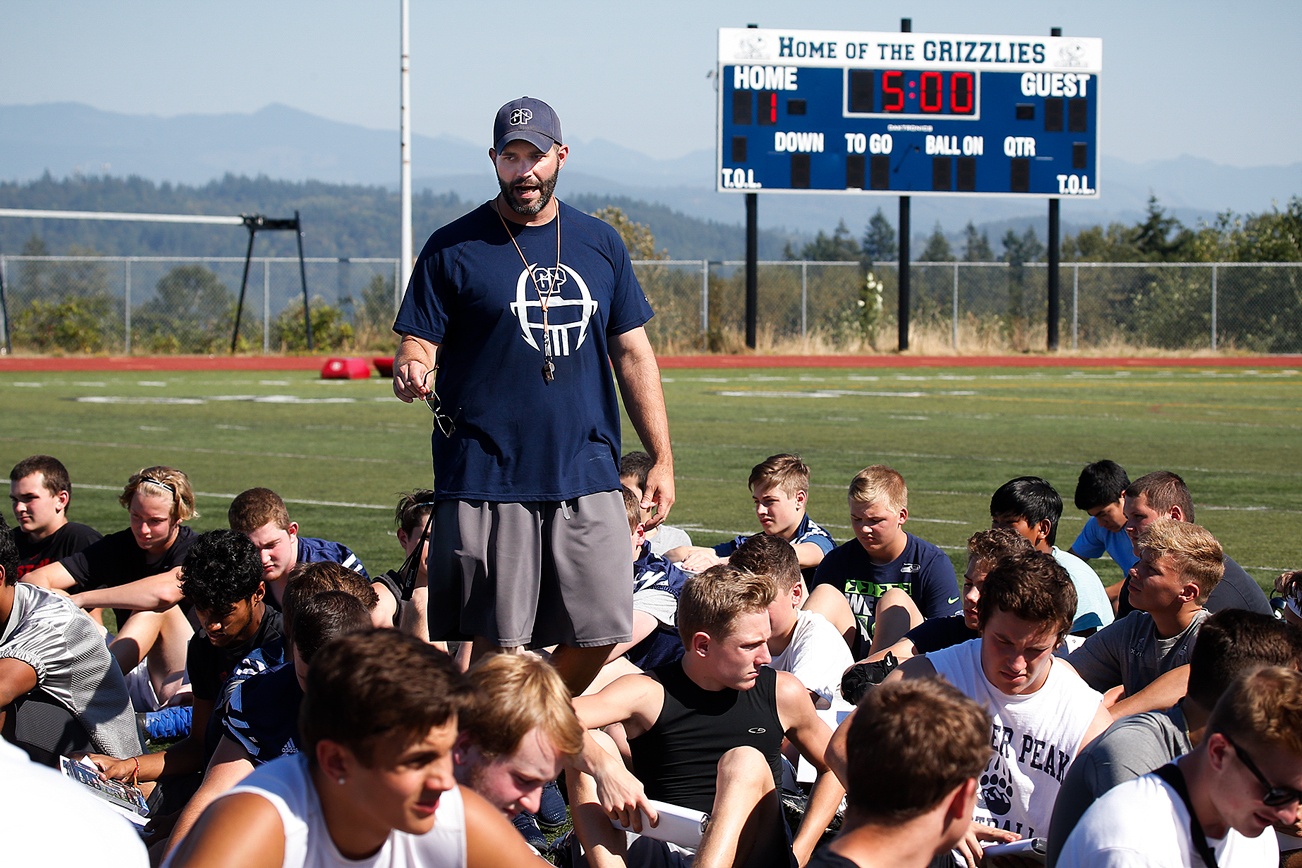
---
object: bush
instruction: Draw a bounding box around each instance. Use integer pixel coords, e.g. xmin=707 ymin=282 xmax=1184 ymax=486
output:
xmin=13 ymin=296 xmax=116 ymax=353
xmin=273 ymin=298 xmax=354 ymax=352
xmin=133 ymin=265 xmax=240 ymax=354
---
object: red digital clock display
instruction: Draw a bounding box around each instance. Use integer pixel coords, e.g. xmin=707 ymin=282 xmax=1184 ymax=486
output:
xmin=847 ymin=69 xmax=977 ymax=116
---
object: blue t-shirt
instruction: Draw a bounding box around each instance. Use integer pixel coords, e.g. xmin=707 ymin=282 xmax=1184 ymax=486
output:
xmin=712 ymin=513 xmax=836 ymax=559
xmin=219 ymin=662 xmax=302 ymax=766
xmin=811 ymin=532 xmax=961 ymax=646
xmin=394 ymin=200 xmax=654 ymax=502
xmin=1070 ymin=516 xmax=1138 ymax=579
xmin=627 ymin=543 xmax=689 ymax=671
xmin=297 ymin=536 xmax=368 ymax=579
xmin=713 ymin=514 xmax=836 ymax=584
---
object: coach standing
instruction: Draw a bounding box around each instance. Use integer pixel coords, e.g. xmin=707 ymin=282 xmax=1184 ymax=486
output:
xmin=392 ymin=97 xmax=674 ymax=694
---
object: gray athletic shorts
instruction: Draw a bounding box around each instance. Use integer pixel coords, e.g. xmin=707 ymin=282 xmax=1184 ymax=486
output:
xmin=427 ymin=490 xmax=633 ymax=649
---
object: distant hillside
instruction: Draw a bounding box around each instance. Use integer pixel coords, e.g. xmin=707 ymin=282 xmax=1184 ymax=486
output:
xmin=0 ymin=174 xmax=801 ymax=260
xmin=3 ymin=102 xmax=1299 ymax=241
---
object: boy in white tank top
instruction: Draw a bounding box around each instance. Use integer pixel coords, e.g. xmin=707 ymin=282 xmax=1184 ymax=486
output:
xmin=165 ymin=630 xmax=544 ymax=868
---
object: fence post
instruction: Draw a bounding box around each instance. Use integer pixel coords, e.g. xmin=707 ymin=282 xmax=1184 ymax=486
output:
xmin=394 ymin=260 xmax=402 ymax=315
xmin=700 ymin=260 xmax=710 ymax=351
xmin=124 ymin=259 xmax=132 ymax=355
xmin=0 ymin=255 xmax=8 ymax=353
xmin=1072 ymin=264 xmax=1079 ymax=351
xmin=801 ymin=261 xmax=808 ymax=338
xmin=263 ymin=259 xmax=271 ymax=353
xmin=952 ymin=262 xmax=959 ymax=349
xmin=1210 ymin=264 xmax=1218 ymax=351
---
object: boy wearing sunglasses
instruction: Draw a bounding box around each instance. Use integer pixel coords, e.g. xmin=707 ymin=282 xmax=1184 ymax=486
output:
xmin=1058 ymin=665 xmax=1302 ymax=867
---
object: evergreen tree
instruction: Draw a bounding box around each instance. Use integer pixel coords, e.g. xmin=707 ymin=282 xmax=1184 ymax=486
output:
xmin=1001 ymin=227 xmax=1044 ymax=265
xmin=1133 ymin=195 xmax=1194 ymax=260
xmin=795 ymin=219 xmax=861 ymax=261
xmin=919 ymin=222 xmax=955 ymax=261
xmin=961 ymin=221 xmax=995 ymax=261
xmin=861 ymin=209 xmax=897 ymax=262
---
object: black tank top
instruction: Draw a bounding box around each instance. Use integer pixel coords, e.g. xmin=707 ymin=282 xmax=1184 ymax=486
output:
xmin=630 ymin=660 xmax=784 ymax=814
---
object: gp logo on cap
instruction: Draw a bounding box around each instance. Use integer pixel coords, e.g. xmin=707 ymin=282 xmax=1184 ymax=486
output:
xmin=494 ymin=97 xmax=562 ymax=152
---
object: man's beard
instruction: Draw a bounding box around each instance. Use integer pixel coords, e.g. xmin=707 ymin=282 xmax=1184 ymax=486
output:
xmin=499 ymin=166 xmax=560 ymax=217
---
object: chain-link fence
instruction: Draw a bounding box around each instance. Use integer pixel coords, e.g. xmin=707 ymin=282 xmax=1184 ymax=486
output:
xmin=0 ymin=256 xmax=401 ymax=354
xmin=637 ymin=260 xmax=1302 ymax=355
xmin=0 ymin=255 xmax=1297 ymax=354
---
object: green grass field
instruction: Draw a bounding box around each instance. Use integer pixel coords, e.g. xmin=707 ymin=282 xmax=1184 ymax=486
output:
xmin=1 ymin=364 xmax=1298 ymax=593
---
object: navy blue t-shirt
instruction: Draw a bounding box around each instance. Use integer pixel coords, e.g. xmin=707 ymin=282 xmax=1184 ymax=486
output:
xmin=219 ymin=662 xmax=303 ymax=765
xmin=297 ymin=536 xmax=368 ymax=579
xmin=811 ymin=532 xmax=961 ymax=646
xmin=903 ymin=613 xmax=976 ymax=653
xmin=627 ymin=543 xmax=689 ymax=671
xmin=394 ymin=200 xmax=654 ymax=502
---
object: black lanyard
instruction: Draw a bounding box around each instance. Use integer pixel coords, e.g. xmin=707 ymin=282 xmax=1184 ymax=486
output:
xmin=1153 ymin=763 xmax=1220 ymax=868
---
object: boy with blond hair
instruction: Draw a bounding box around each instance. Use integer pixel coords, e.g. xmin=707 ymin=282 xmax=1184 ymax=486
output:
xmin=456 ymin=654 xmax=584 ymax=851
xmin=25 ymin=466 xmax=200 ymax=710
xmin=806 ymin=465 xmax=959 ymax=657
xmin=731 ymin=532 xmax=852 ymax=729
xmin=1067 ymin=519 xmax=1224 ymax=716
xmin=668 ymin=453 xmax=834 ymax=580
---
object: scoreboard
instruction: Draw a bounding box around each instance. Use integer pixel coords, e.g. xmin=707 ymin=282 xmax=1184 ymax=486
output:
xmin=717 ymin=27 xmax=1102 ymax=198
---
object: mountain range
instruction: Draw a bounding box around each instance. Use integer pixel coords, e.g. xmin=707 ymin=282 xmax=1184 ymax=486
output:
xmin=3 ymin=102 xmax=1300 ymax=254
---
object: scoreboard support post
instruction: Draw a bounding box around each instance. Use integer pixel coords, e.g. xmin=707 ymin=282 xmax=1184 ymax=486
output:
xmin=746 ymin=192 xmax=758 ymax=349
xmin=1046 ymin=26 xmax=1063 ymax=352
xmin=898 ymin=195 xmax=911 ymax=352
xmin=1048 ymin=194 xmax=1061 ymax=350
xmin=897 ymin=17 xmax=912 ymax=352
xmin=745 ymin=22 xmax=760 ymax=351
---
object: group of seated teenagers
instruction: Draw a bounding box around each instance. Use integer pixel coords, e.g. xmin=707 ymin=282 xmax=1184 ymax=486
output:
xmin=2 ymin=450 xmax=1300 ymax=868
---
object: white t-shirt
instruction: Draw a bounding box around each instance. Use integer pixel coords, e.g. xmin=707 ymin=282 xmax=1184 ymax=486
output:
xmin=204 ymin=753 xmax=467 ymax=868
xmin=928 ymin=638 xmax=1103 ymax=839
xmin=771 ymin=609 xmax=856 ymax=785
xmin=769 ymin=610 xmax=854 ymax=719
xmin=1057 ymin=771 xmax=1279 ymax=867
xmin=0 ymin=738 xmax=148 ymax=867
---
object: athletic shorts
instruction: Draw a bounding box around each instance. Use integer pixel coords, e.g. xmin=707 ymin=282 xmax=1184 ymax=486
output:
xmin=109 ymin=635 xmax=190 ymax=713
xmin=427 ymin=491 xmax=633 ymax=649
xmin=124 ymin=658 xmax=161 ymax=713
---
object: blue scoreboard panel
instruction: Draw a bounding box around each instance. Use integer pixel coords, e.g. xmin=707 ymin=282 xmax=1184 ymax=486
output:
xmin=717 ymin=28 xmax=1102 ymax=198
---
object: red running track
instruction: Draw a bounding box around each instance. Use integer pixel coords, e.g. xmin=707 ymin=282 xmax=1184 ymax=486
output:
xmin=0 ymin=354 xmax=1299 ymax=373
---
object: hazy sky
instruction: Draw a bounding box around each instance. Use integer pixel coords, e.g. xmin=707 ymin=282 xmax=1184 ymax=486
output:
xmin=4 ymin=0 xmax=1299 ymax=168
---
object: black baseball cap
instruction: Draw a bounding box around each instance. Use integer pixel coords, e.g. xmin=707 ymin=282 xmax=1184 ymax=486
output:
xmin=493 ymin=97 xmax=563 ymax=153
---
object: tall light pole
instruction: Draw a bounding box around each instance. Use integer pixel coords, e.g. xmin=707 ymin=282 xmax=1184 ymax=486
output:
xmin=399 ymin=0 xmax=413 ymax=302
